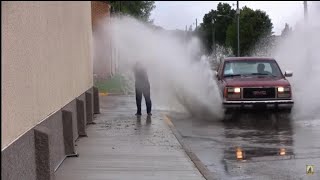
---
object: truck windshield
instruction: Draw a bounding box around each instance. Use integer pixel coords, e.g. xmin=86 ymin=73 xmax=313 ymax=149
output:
xmin=223 ymin=60 xmax=283 ymax=78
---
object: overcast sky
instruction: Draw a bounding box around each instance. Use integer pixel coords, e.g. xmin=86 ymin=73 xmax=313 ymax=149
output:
xmin=150 ymin=1 xmax=307 ymax=35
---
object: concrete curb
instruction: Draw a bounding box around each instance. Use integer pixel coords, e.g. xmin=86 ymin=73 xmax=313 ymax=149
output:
xmin=163 ymin=115 xmax=214 ymax=180
xmin=99 ymin=92 xmax=125 ymax=96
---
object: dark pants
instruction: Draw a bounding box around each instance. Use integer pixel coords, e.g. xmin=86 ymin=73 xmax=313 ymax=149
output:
xmin=135 ymin=86 xmax=152 ymax=114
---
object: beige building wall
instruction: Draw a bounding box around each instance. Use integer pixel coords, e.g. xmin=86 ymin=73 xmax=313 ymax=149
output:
xmin=2 ymin=1 xmax=93 ymax=149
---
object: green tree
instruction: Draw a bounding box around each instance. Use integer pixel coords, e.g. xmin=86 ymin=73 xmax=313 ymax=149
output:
xmin=214 ymin=3 xmax=236 ymax=47
xmin=198 ymin=3 xmax=236 ymax=55
xmin=226 ymin=6 xmax=273 ymax=56
xmin=109 ymin=1 xmax=156 ymax=23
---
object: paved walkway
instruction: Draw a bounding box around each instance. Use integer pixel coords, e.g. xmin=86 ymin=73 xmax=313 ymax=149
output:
xmin=54 ymin=95 xmax=205 ymax=180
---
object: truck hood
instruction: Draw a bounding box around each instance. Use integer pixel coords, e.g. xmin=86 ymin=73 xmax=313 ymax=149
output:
xmin=223 ymin=76 xmax=291 ymax=87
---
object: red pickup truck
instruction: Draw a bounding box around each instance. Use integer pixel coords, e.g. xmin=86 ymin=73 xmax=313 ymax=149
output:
xmin=215 ymin=57 xmax=294 ymax=114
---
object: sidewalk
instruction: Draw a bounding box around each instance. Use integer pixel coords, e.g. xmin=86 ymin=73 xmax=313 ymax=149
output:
xmin=54 ymin=96 xmax=205 ymax=180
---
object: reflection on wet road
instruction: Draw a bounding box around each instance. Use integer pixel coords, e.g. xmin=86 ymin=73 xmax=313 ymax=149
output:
xmin=169 ymin=112 xmax=320 ymax=180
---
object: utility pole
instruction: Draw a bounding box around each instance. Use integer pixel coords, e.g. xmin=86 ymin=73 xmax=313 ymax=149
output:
xmin=237 ymin=1 xmax=240 ymax=57
xmin=304 ymin=1 xmax=308 ymax=22
xmin=185 ymin=25 xmax=188 ymax=44
xmin=212 ymin=19 xmax=216 ymax=59
xmin=303 ymin=1 xmax=310 ymax=77
xmin=196 ymin=18 xmax=198 ymax=29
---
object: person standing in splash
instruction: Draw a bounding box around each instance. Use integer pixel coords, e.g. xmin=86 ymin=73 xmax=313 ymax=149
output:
xmin=133 ymin=62 xmax=152 ymax=116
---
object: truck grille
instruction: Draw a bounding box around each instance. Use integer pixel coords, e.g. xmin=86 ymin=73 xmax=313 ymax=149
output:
xmin=243 ymin=88 xmax=276 ymax=99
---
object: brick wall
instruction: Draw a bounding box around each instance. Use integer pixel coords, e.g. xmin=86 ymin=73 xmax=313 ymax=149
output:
xmin=91 ymin=1 xmax=110 ymax=32
xmin=91 ymin=1 xmax=114 ymax=79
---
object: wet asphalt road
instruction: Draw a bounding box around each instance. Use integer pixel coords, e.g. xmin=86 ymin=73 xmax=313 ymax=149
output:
xmin=168 ymin=112 xmax=320 ymax=180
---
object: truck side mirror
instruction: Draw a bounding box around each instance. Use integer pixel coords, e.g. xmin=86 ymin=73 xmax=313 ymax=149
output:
xmin=215 ymin=71 xmax=220 ymax=80
xmin=284 ymin=70 xmax=293 ymax=77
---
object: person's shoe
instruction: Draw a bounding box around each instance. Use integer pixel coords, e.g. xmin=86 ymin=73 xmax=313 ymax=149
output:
xmin=135 ymin=112 xmax=142 ymax=116
xmin=147 ymin=113 xmax=152 ymax=116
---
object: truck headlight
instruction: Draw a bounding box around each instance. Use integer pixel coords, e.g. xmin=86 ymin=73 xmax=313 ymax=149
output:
xmin=277 ymin=86 xmax=291 ymax=98
xmin=234 ymin=87 xmax=241 ymax=93
xmin=225 ymin=87 xmax=241 ymax=99
xmin=278 ymin=87 xmax=284 ymax=92
xmin=278 ymin=86 xmax=290 ymax=92
xmin=227 ymin=87 xmax=241 ymax=93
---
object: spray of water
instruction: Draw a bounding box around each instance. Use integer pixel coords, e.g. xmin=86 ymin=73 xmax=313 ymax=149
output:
xmin=95 ymin=16 xmax=224 ymax=119
xmin=95 ymin=4 xmax=320 ymax=120
xmin=253 ymin=2 xmax=320 ymax=120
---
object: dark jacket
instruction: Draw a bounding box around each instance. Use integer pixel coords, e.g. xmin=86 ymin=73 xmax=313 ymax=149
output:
xmin=133 ymin=64 xmax=150 ymax=89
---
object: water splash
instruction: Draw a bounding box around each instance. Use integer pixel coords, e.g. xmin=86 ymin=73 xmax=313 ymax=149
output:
xmin=252 ymin=2 xmax=320 ymax=120
xmin=95 ymin=16 xmax=224 ymax=119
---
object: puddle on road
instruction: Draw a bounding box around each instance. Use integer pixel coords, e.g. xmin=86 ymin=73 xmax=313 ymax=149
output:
xmin=220 ymin=112 xmax=295 ymax=162
xmin=224 ymin=146 xmax=294 ymax=162
xmin=187 ymin=111 xmax=320 ymax=180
